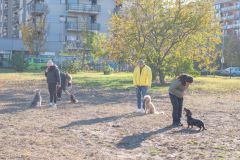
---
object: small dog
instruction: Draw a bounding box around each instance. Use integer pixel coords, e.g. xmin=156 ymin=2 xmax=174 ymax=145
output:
xmin=29 ymin=89 xmax=42 ymax=107
xmin=144 ymin=95 xmax=159 ymax=114
xmin=184 ymin=108 xmax=206 ymax=131
xmin=70 ymin=94 xmax=78 ymax=103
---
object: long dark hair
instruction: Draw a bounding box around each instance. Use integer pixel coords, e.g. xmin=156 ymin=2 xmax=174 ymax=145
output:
xmin=177 ymin=74 xmax=193 ymax=86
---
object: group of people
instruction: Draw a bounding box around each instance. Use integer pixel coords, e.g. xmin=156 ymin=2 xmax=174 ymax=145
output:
xmin=133 ymin=60 xmax=193 ymax=127
xmin=45 ymin=59 xmax=72 ymax=107
xmin=45 ymin=58 xmax=193 ymax=127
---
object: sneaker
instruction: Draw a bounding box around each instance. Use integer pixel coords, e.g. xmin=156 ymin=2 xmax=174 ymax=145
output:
xmin=52 ymin=103 xmax=57 ymax=108
xmin=49 ymin=103 xmax=53 ymax=106
xmin=140 ymin=108 xmax=145 ymax=113
xmin=171 ymin=123 xmax=183 ymax=128
xmin=136 ymin=108 xmax=141 ymax=112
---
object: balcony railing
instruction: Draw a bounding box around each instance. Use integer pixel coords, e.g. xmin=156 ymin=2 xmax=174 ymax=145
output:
xmin=30 ymin=3 xmax=47 ymax=16
xmin=66 ymin=22 xmax=100 ymax=32
xmin=215 ymin=0 xmax=233 ymax=4
xmin=225 ymin=23 xmax=240 ymax=29
xmin=221 ymin=5 xmax=240 ymax=12
xmin=67 ymin=3 xmax=101 ymax=14
xmin=65 ymin=40 xmax=83 ymax=50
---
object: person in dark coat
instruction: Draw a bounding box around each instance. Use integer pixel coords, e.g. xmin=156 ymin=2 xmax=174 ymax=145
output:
xmin=45 ymin=59 xmax=61 ymax=107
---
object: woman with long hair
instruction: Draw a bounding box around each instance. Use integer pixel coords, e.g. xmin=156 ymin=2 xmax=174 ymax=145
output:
xmin=169 ymin=74 xmax=193 ymax=127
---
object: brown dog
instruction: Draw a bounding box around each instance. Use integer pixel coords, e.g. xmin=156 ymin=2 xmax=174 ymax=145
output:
xmin=144 ymin=95 xmax=159 ymax=114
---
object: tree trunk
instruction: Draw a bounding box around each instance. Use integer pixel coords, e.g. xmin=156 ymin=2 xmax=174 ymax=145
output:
xmin=159 ymin=70 xmax=165 ymax=84
xmin=152 ymin=72 xmax=157 ymax=81
xmin=81 ymin=52 xmax=86 ymax=70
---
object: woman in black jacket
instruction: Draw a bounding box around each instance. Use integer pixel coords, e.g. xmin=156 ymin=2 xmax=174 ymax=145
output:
xmin=45 ymin=60 xmax=61 ymax=107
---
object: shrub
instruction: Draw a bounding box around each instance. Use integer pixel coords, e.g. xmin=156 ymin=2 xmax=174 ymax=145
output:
xmin=103 ymin=64 xmax=114 ymax=75
xmin=61 ymin=60 xmax=80 ymax=74
xmin=11 ymin=53 xmax=28 ymax=72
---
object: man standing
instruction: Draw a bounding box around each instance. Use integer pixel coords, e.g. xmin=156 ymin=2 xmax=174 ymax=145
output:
xmin=133 ymin=60 xmax=152 ymax=112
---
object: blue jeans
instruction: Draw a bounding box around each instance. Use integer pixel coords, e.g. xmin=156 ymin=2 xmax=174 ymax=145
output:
xmin=169 ymin=93 xmax=183 ymax=125
xmin=136 ymin=86 xmax=148 ymax=109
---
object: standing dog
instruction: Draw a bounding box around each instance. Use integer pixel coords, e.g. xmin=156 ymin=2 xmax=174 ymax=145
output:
xmin=29 ymin=89 xmax=42 ymax=107
xmin=184 ymin=108 xmax=206 ymax=131
xmin=144 ymin=95 xmax=159 ymax=114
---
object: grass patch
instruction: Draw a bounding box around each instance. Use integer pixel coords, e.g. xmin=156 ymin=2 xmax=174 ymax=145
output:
xmin=0 ymin=71 xmax=240 ymax=93
xmin=0 ymin=71 xmax=44 ymax=81
xmin=73 ymin=72 xmax=133 ymax=91
xmin=191 ymin=76 xmax=240 ymax=92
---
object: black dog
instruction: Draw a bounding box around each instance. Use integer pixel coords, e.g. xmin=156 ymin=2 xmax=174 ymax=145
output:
xmin=184 ymin=108 xmax=206 ymax=131
xmin=70 ymin=94 xmax=78 ymax=103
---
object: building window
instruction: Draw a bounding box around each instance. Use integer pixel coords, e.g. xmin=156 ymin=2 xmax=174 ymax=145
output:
xmin=66 ymin=35 xmax=77 ymax=41
xmin=60 ymin=0 xmax=65 ymax=4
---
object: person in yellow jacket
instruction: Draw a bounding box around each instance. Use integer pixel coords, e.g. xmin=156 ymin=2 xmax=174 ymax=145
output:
xmin=133 ymin=60 xmax=152 ymax=112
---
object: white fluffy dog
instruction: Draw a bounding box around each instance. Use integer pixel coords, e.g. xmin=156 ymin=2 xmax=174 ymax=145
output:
xmin=144 ymin=95 xmax=159 ymax=114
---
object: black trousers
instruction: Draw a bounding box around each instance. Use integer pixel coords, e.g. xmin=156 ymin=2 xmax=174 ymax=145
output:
xmin=48 ymin=83 xmax=57 ymax=103
xmin=169 ymin=93 xmax=183 ymax=125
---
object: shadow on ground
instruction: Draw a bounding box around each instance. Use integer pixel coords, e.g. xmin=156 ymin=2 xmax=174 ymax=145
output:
xmin=116 ymin=126 xmax=172 ymax=150
xmin=169 ymin=128 xmax=202 ymax=134
xmin=59 ymin=112 xmax=143 ymax=129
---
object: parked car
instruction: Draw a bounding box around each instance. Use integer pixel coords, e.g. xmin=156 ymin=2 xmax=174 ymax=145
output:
xmin=225 ymin=67 xmax=240 ymax=76
xmin=216 ymin=67 xmax=240 ymax=76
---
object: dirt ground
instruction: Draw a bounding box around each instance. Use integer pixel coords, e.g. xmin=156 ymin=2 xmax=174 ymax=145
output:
xmin=0 ymin=79 xmax=240 ymax=160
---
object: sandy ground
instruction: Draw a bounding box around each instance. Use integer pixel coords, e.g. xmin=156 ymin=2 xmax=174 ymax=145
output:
xmin=0 ymin=79 xmax=240 ymax=160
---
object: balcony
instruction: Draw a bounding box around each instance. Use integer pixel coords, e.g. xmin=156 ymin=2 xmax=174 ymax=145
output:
xmin=221 ymin=15 xmax=235 ymax=21
xmin=65 ymin=40 xmax=83 ymax=50
xmin=30 ymin=3 xmax=47 ymax=16
xmin=225 ymin=23 xmax=240 ymax=29
xmin=215 ymin=0 xmax=233 ymax=4
xmin=221 ymin=5 xmax=240 ymax=12
xmin=67 ymin=3 xmax=101 ymax=14
xmin=66 ymin=22 xmax=100 ymax=32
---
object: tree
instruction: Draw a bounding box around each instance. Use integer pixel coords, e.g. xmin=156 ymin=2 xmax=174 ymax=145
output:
xmin=11 ymin=52 xmax=28 ymax=72
xmin=21 ymin=12 xmax=47 ymax=55
xmin=223 ymin=36 xmax=240 ymax=67
xmin=108 ymin=0 xmax=221 ymax=83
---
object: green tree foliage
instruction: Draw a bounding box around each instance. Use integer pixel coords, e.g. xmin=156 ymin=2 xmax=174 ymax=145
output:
xmin=61 ymin=60 xmax=81 ymax=74
xmin=21 ymin=18 xmax=46 ymax=55
xmin=223 ymin=36 xmax=240 ymax=67
xmin=108 ymin=0 xmax=221 ymax=83
xmin=11 ymin=53 xmax=28 ymax=72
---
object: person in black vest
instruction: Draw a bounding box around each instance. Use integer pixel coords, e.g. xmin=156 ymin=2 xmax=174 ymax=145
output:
xmin=45 ymin=59 xmax=61 ymax=107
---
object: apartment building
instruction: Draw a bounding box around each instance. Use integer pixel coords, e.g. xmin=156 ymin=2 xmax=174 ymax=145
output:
xmin=0 ymin=0 xmax=20 ymax=38
xmin=0 ymin=0 xmax=116 ymax=67
xmin=18 ymin=0 xmax=115 ymax=52
xmin=215 ymin=0 xmax=240 ymax=36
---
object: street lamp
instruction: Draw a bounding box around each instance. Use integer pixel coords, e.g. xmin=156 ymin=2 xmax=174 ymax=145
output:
xmin=221 ymin=28 xmax=226 ymax=70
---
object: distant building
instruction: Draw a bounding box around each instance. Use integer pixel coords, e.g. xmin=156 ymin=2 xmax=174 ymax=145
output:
xmin=215 ymin=0 xmax=240 ymax=36
xmin=0 ymin=0 xmax=117 ymax=67
xmin=0 ymin=0 xmax=20 ymax=38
